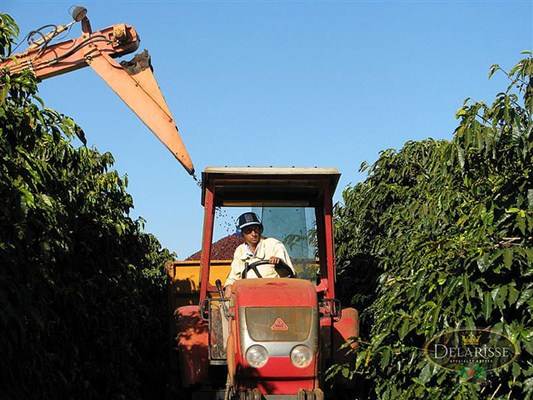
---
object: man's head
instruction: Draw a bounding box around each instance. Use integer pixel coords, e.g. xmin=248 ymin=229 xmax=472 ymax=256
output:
xmin=237 ymin=212 xmax=263 ymax=246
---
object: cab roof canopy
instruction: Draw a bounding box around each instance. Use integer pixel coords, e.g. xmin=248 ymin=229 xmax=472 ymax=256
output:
xmin=201 ymin=167 xmax=341 ymax=207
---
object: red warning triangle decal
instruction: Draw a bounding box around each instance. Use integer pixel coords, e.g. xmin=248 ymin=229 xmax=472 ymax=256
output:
xmin=271 ymin=317 xmax=289 ymax=331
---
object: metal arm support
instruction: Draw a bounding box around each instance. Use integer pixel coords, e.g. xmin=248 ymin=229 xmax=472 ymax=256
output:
xmin=0 ymin=21 xmax=194 ymax=175
xmin=0 ymin=24 xmax=139 ymax=79
xmin=85 ymin=48 xmax=194 ymax=174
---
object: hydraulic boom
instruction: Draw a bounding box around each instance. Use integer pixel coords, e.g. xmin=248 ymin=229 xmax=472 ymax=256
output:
xmin=0 ymin=6 xmax=194 ymax=175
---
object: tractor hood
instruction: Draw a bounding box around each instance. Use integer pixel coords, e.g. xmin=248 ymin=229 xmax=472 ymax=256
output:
xmin=233 ymin=278 xmax=317 ymax=307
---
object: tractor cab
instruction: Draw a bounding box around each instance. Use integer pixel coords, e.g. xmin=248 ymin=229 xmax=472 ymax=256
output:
xmin=173 ymin=167 xmax=358 ymax=400
xmin=199 ymin=167 xmax=340 ymax=303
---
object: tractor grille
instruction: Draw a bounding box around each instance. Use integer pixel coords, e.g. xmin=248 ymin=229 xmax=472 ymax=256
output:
xmin=245 ymin=307 xmax=312 ymax=342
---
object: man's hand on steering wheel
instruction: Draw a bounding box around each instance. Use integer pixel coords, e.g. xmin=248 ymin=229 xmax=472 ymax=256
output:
xmin=243 ymin=258 xmax=295 ymax=279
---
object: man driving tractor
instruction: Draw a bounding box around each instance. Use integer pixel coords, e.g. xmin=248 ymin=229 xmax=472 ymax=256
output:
xmin=223 ymin=212 xmax=295 ymax=298
xmin=171 ymin=167 xmax=358 ymax=399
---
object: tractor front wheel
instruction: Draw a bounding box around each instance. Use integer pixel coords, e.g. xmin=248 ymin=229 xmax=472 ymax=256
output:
xmin=233 ymin=388 xmax=261 ymax=400
xmin=297 ymin=389 xmax=325 ymax=400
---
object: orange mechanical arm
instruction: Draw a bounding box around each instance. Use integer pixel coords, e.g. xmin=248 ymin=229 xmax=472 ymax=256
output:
xmin=0 ymin=10 xmax=194 ymax=175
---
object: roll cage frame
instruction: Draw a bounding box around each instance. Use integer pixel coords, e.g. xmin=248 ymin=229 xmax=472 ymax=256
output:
xmin=198 ymin=167 xmax=340 ymax=304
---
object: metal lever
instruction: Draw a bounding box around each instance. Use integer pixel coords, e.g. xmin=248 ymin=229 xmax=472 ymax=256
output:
xmin=215 ymin=279 xmax=231 ymax=319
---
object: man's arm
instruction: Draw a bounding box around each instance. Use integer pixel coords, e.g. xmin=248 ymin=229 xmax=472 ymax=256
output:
xmin=224 ymin=284 xmax=233 ymax=298
xmin=224 ymin=246 xmax=243 ymax=297
xmin=272 ymin=240 xmax=295 ymax=271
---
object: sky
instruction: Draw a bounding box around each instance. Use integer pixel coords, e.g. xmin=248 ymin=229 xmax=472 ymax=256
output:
xmin=4 ymin=1 xmax=532 ymax=258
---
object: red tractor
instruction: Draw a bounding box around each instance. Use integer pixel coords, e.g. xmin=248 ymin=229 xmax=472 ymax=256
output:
xmin=168 ymin=167 xmax=359 ymax=400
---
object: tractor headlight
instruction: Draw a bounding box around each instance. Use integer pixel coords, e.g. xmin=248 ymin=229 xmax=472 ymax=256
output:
xmin=246 ymin=345 xmax=269 ymax=368
xmin=290 ymin=345 xmax=313 ymax=368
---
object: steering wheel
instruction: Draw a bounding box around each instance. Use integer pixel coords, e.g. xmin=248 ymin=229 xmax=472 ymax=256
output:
xmin=243 ymin=259 xmax=295 ymax=279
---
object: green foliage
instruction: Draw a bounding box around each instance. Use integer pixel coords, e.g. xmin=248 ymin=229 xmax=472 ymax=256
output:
xmin=0 ymin=14 xmax=174 ymax=400
xmin=334 ymin=55 xmax=532 ymax=399
xmin=0 ymin=13 xmax=18 ymax=58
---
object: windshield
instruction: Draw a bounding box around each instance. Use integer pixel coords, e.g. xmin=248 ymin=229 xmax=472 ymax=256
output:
xmin=253 ymin=207 xmax=318 ymax=281
xmin=211 ymin=206 xmax=319 ymax=281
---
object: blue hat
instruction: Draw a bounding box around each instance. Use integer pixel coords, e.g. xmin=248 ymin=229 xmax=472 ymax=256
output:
xmin=237 ymin=212 xmax=263 ymax=231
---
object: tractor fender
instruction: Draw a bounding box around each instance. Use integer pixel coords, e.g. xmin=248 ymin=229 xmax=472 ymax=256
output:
xmin=175 ymin=305 xmax=209 ymax=387
xmin=333 ymin=307 xmax=359 ymax=361
xmin=320 ymin=307 xmax=359 ymax=363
